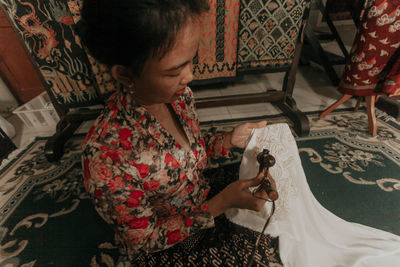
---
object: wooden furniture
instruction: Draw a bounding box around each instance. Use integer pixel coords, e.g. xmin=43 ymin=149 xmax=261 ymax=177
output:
xmin=1 ymin=0 xmax=104 ymax=162
xmin=194 ymin=16 xmax=311 ymax=137
xmin=193 ymin=0 xmax=312 ymax=137
xmin=301 ymin=0 xmax=349 ymax=86
xmin=320 ymin=46 xmax=400 ymax=136
xmin=0 ymin=8 xmax=45 ymax=104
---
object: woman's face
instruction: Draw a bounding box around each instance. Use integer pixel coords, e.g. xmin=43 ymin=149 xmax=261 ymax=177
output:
xmin=133 ymin=18 xmax=201 ymax=106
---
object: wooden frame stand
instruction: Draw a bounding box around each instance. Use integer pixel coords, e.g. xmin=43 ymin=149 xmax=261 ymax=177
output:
xmin=195 ymin=19 xmax=311 ymax=137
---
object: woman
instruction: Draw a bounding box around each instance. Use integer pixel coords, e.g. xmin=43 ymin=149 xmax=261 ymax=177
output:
xmin=80 ymin=0 xmax=281 ymax=265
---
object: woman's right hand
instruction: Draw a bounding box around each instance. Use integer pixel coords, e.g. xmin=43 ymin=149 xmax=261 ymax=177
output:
xmin=208 ymin=170 xmax=273 ymax=217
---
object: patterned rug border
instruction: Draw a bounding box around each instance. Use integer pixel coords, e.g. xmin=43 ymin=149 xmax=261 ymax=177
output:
xmin=0 ymin=134 xmax=87 ymax=177
xmin=0 ymin=144 xmax=84 ymax=224
xmin=298 ymin=130 xmax=400 ymax=163
xmin=0 ymin=139 xmax=38 ymax=177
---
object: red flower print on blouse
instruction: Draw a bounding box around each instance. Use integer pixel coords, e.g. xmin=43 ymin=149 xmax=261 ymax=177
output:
xmin=115 ymin=204 xmax=128 ymax=214
xmin=130 ymin=190 xmax=144 ymax=199
xmin=129 ymin=161 xmax=150 ymax=178
xmin=94 ymin=189 xmax=103 ymax=198
xmin=108 ymin=176 xmax=125 ymax=191
xmin=124 ymin=173 xmax=133 ymax=181
xmin=185 ymin=218 xmax=193 ymax=227
xmin=119 ymin=128 xmax=133 ymax=150
xmin=90 ymin=160 xmax=113 ymax=181
xmin=119 ymin=128 xmax=133 ymax=141
xmin=221 ymin=146 xmax=227 ymax=156
xmin=203 ymin=187 xmax=210 ymax=199
xmin=166 ymin=229 xmax=184 ymax=245
xmin=165 ymin=153 xmax=180 ymax=168
xmin=127 ymin=229 xmax=147 ymax=244
xmin=83 ymin=158 xmax=91 ymax=180
xmin=130 ymin=216 xmax=150 ymax=229
xmin=82 ymin=88 xmax=226 ymax=256
xmin=149 ymin=140 xmax=155 ymax=148
xmin=99 ymin=120 xmax=112 ymax=138
xmin=144 ymin=180 xmax=161 ymax=191
xmin=206 ymin=146 xmax=215 ymax=158
xmin=126 ymin=197 xmax=141 ymax=208
xmin=118 ymin=213 xmax=134 ymax=224
xmin=199 ymin=139 xmax=205 ymax=147
xmin=126 ymin=190 xmax=144 ymax=208
xmin=84 ymin=125 xmax=95 ymax=143
xmin=187 ymin=185 xmax=194 ymax=193
xmin=200 ymin=202 xmax=209 ymax=211
xmin=100 ymin=146 xmax=121 ymax=164
xmin=108 ymin=101 xmax=118 ymax=119
xmin=180 ymin=174 xmax=187 ymax=182
xmin=166 ymin=216 xmax=183 ymax=231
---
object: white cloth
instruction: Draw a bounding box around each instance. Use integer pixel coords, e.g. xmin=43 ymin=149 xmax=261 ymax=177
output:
xmin=225 ymin=123 xmax=400 ymax=267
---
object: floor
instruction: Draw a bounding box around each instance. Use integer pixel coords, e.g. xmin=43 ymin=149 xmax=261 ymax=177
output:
xmin=6 ymin=25 xmax=359 ymax=151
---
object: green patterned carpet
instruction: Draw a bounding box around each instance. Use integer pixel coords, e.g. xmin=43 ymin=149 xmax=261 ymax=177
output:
xmin=0 ymin=110 xmax=399 ymax=266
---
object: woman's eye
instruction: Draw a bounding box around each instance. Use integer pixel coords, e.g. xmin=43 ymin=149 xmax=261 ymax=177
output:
xmin=167 ymin=73 xmax=180 ymax=77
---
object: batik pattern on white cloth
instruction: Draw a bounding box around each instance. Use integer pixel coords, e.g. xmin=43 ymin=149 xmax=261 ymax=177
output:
xmin=225 ymin=123 xmax=400 ymax=267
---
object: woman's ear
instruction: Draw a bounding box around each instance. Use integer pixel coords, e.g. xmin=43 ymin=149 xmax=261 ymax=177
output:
xmin=111 ymin=65 xmax=133 ymax=85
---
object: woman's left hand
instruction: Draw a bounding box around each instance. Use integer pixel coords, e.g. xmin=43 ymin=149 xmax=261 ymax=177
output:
xmin=225 ymin=120 xmax=267 ymax=149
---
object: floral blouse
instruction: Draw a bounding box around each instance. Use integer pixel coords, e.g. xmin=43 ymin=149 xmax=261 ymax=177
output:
xmin=82 ymin=87 xmax=229 ymax=260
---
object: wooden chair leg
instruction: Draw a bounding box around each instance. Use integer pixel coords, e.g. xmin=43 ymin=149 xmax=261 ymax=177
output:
xmin=365 ymin=95 xmax=377 ymax=136
xmin=320 ymin=94 xmax=352 ymax=118
xmin=354 ymin=96 xmax=363 ymax=111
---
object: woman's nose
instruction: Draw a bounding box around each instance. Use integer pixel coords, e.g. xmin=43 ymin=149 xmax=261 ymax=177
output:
xmin=181 ymin=62 xmax=194 ymax=85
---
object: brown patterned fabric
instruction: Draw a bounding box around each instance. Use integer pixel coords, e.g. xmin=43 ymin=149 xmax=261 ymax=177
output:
xmin=128 ymin=216 xmax=282 ymax=267
xmin=237 ymin=0 xmax=310 ymax=71
xmin=0 ymin=0 xmax=103 ymax=109
xmin=193 ymin=0 xmax=240 ymax=81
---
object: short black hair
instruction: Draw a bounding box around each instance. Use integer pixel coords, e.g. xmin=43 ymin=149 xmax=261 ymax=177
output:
xmin=78 ymin=0 xmax=209 ymax=75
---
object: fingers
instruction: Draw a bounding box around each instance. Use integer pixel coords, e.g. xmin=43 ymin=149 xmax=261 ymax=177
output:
xmin=242 ymin=170 xmax=267 ymax=187
xmin=265 ymin=174 xmax=279 ymax=201
xmin=246 ymin=120 xmax=267 ymax=129
xmin=267 ymin=174 xmax=277 ymax=190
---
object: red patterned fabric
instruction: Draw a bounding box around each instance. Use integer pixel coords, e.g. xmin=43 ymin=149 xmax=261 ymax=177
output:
xmin=82 ymin=88 xmax=230 ymax=259
xmin=193 ymin=0 xmax=240 ymax=80
xmin=339 ymin=0 xmax=400 ymax=96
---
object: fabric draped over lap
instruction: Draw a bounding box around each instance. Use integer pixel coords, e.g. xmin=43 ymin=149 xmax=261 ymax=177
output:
xmin=237 ymin=0 xmax=310 ymax=71
xmin=0 ymin=0 xmax=107 ymax=109
xmin=339 ymin=0 xmax=400 ymax=96
xmin=226 ymin=123 xmax=400 ymax=267
xmin=193 ymin=0 xmax=240 ymax=80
